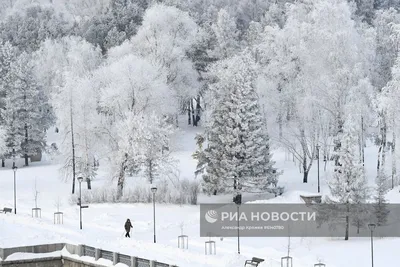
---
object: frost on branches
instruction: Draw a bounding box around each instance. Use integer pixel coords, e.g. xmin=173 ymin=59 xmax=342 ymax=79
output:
xmin=197 ymin=52 xmax=280 ymax=195
xmin=112 ymin=113 xmax=176 ymax=198
xmin=3 ymin=51 xmax=55 ymax=166
xmin=319 ymin=118 xmax=369 ymax=240
xmin=374 ymin=170 xmax=390 ymax=227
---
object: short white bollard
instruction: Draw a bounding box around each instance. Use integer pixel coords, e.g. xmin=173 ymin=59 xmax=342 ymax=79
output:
xmin=205 ymin=241 xmax=216 ymax=255
xmin=178 ymin=235 xmax=188 ymax=249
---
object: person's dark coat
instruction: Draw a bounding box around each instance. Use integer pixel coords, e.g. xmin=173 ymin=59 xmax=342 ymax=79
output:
xmin=125 ymin=219 xmax=133 ymax=232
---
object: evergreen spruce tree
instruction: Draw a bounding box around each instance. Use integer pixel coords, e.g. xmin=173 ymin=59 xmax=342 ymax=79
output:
xmin=199 ymin=52 xmax=280 ymax=195
xmin=3 ymin=52 xmax=55 ymax=165
xmin=0 ymin=42 xmax=17 ymax=162
xmin=323 ymin=117 xmax=369 ymax=240
xmin=374 ymin=170 xmax=390 ymax=226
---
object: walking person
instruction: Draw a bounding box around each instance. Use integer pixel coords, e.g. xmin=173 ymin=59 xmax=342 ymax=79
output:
xmin=124 ymin=219 xmax=133 ymax=238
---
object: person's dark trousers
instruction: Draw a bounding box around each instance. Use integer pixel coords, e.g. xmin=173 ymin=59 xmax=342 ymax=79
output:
xmin=125 ymin=232 xmax=130 ymax=238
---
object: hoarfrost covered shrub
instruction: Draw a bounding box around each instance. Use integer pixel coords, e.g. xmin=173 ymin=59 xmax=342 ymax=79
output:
xmin=69 ymin=178 xmax=200 ymax=205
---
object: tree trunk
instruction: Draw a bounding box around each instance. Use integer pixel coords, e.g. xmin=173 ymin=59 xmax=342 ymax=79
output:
xmin=377 ymin=113 xmax=387 ymax=172
xmin=333 ymin=114 xmax=343 ymax=169
xmin=86 ymin=178 xmax=91 ymax=190
xmin=24 ymin=123 xmax=29 ymax=166
xmin=361 ymin=116 xmax=365 ymax=166
xmin=191 ymin=98 xmax=196 ymax=127
xmin=299 ymin=159 xmax=302 ymax=173
xmin=302 ymin=169 xmax=309 ymax=183
xmin=278 ymin=111 xmax=283 ymax=140
xmin=70 ymin=101 xmax=76 ymax=195
xmin=345 ymin=212 xmax=349 ymax=241
xmin=148 ymin=159 xmax=154 ymax=184
xmin=1 ymin=159 xmax=4 ymax=167
xmin=195 ymin=94 xmax=201 ymax=125
xmin=382 ymin=116 xmax=387 ymax=168
xmin=300 ymin=128 xmax=309 ymax=183
xmin=302 ymin=150 xmax=308 ymax=182
xmin=377 ymin=146 xmax=382 ymax=172
xmin=187 ymin=101 xmax=191 ymax=125
xmin=117 ymin=154 xmax=128 ymax=199
xmin=392 ymin=130 xmax=396 ymax=189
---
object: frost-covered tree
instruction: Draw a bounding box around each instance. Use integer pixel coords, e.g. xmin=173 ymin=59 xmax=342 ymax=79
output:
xmin=211 ymin=8 xmax=239 ymax=59
xmin=198 ymin=52 xmax=280 ymax=195
xmin=104 ymin=26 xmax=127 ymax=50
xmin=131 ymin=4 xmax=200 ymax=117
xmin=324 ymin=118 xmax=369 ymax=240
xmin=0 ymin=126 xmax=7 ymax=157
xmin=0 ymin=42 xmax=17 ymax=164
xmin=256 ymin=0 xmax=373 ymax=179
xmin=35 ymin=36 xmax=102 ymax=193
xmin=138 ymin=114 xmax=175 ymax=184
xmin=380 ymin=54 xmax=400 ymax=188
xmin=63 ymin=0 xmax=111 ymax=20
xmin=374 ymin=170 xmax=390 ymax=226
xmin=3 ymin=52 xmax=55 ymax=166
xmin=93 ymin=53 xmax=172 ymax=198
xmin=374 ymin=9 xmax=400 ymax=182
xmin=109 ymin=112 xmax=176 ymax=197
xmin=0 ymin=5 xmax=73 ymax=52
xmin=80 ymin=0 xmax=148 ymax=53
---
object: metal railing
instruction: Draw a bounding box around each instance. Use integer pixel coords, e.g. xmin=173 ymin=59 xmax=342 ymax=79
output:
xmin=0 ymin=243 xmax=177 ymax=267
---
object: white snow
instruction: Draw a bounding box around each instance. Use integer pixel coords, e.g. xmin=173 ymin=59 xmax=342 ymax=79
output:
xmin=0 ymin=123 xmax=399 ymax=267
xmin=5 ymin=251 xmax=61 ymax=261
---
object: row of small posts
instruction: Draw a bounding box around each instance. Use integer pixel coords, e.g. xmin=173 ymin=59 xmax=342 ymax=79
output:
xmin=281 ymin=256 xmax=326 ymax=267
xmin=29 ymin=206 xmax=64 ymax=225
xmin=30 ymin=207 xmax=64 ymax=225
xmin=177 ymin=228 xmax=215 ymax=255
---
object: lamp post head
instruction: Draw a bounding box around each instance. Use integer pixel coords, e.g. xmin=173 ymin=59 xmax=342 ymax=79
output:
xmin=77 ymin=176 xmax=83 ymax=183
xmin=151 ymin=187 xmax=157 ymax=193
xmin=368 ymin=223 xmax=376 ymax=231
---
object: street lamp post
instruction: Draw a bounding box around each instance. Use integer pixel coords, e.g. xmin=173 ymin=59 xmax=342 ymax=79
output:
xmin=151 ymin=187 xmax=157 ymax=243
xmin=316 ymin=144 xmax=320 ymax=193
xmin=368 ymin=223 xmax=376 ymax=267
xmin=77 ymin=177 xmax=88 ymax=230
xmin=12 ymin=149 xmax=17 ymax=214
xmin=237 ymin=203 xmax=240 ymax=254
xmin=233 ymin=186 xmax=242 ymax=255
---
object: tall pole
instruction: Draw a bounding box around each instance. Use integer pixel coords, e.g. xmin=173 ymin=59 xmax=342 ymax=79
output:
xmin=13 ymin=168 xmax=16 ymax=214
xmin=153 ymin=192 xmax=156 ymax=243
xmin=70 ymin=92 xmax=76 ymax=194
xmin=79 ymin=180 xmax=82 ymax=230
xmin=12 ymin=149 xmax=16 ymax=214
xmin=237 ymin=205 xmax=240 ymax=254
xmin=370 ymin=229 xmax=374 ymax=267
xmin=317 ymin=145 xmax=320 ymax=193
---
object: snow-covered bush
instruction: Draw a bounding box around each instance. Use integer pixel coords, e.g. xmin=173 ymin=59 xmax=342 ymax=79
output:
xmin=69 ymin=178 xmax=200 ymax=205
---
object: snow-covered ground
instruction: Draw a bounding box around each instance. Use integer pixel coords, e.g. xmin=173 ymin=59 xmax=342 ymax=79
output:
xmin=0 ymin=122 xmax=399 ymax=267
